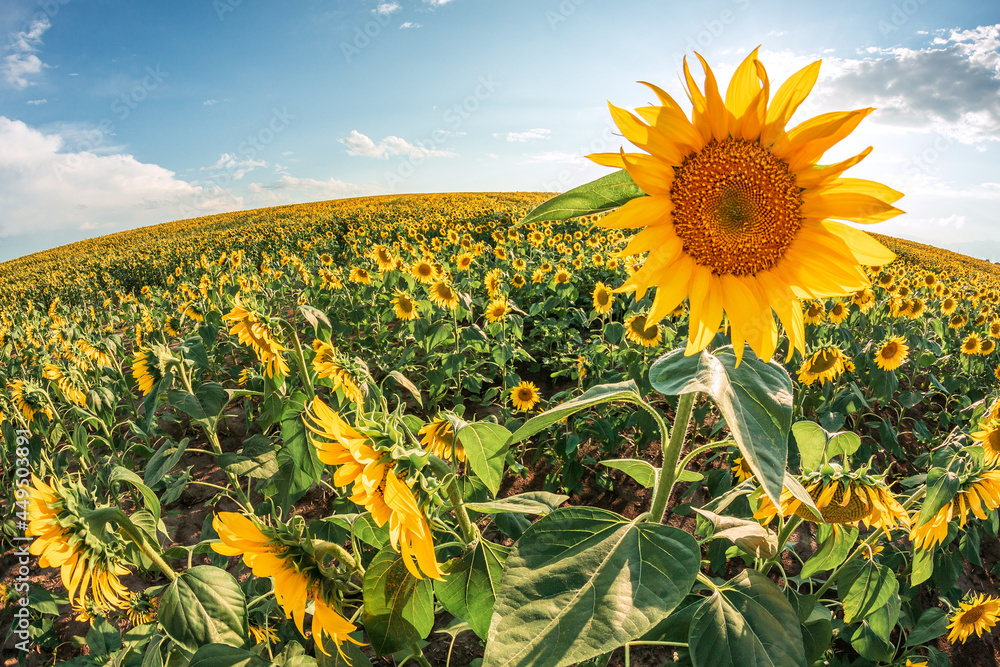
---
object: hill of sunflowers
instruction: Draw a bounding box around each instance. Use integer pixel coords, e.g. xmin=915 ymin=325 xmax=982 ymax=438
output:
xmin=4 ymin=191 xmax=1000 ymax=666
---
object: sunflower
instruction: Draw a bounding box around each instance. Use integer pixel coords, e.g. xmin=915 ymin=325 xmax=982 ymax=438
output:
xmin=910 ymin=468 xmax=1000 ymax=551
xmin=972 ymin=420 xmax=1000 ymax=466
xmin=348 ymin=266 xmax=371 ymax=285
xmin=942 ymin=297 xmax=958 ymax=316
xmin=372 ymin=245 xmax=394 ymax=272
xmin=982 ymin=339 xmax=997 ymax=356
xmin=428 ymin=281 xmax=459 ymax=310
xmin=511 ymin=381 xmax=541 ymax=411
xmin=592 ymin=282 xmax=614 ymax=315
xmin=554 ymin=268 xmax=572 ymax=285
xmin=131 ymin=349 xmax=162 ymax=396
xmin=250 ymin=622 xmax=279 ymax=645
xmin=962 ymin=333 xmax=982 ymax=356
xmin=485 ymin=268 xmax=503 ymax=296
xmin=625 ymin=314 xmax=662 ymax=347
xmin=755 ymin=469 xmax=908 ymax=536
xmin=947 ymin=594 xmax=1000 ymax=644
xmin=311 ymin=340 xmax=364 ymax=405
xmin=455 ymin=252 xmax=474 ymax=271
xmin=212 ymin=513 xmax=361 ymax=656
xmin=950 ymin=313 xmax=967 ymax=329
xmin=803 ymin=301 xmax=826 ymax=325
xmin=411 ymin=258 xmax=437 ymax=284
xmin=874 ymin=336 xmax=909 ymax=371
xmin=125 ymin=592 xmax=158 ymax=626
xmin=418 ymin=418 xmax=465 ymax=462
xmin=392 ymin=290 xmax=420 ymax=321
xmin=222 ymin=303 xmax=289 ymax=378
xmin=512 ymin=274 xmax=526 ymax=289
xmin=827 ymin=301 xmax=848 ymax=324
xmin=797 ymin=347 xmax=847 ymax=386
xmin=989 ymin=320 xmax=1000 ymax=339
xmin=485 ymin=297 xmax=510 ymax=323
xmin=731 ymin=456 xmax=754 ymax=483
xmin=42 ymin=364 xmax=87 ymax=408
xmin=587 ymin=50 xmax=899 ymax=364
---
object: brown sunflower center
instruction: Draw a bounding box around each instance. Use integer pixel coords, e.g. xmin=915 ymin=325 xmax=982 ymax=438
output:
xmin=881 ymin=342 xmax=898 ymax=360
xmin=517 ymin=388 xmax=534 ymax=401
xmin=629 ymin=315 xmax=659 ymax=340
xmin=670 ymin=138 xmax=803 ymax=276
xmin=961 ymin=606 xmax=986 ymax=624
xmin=596 ymin=290 xmax=610 ymax=306
xmin=809 ymin=349 xmax=842 ymax=374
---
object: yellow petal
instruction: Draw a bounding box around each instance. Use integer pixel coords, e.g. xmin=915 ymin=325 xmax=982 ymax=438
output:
xmin=685 ymin=267 xmax=723 ymax=354
xmin=819 ymin=219 xmax=896 ymax=266
xmin=802 ymin=191 xmax=904 ymax=224
xmin=762 ymin=60 xmax=821 ymax=146
xmin=795 ymin=147 xmax=873 ymax=188
xmin=608 ymin=102 xmax=689 ymax=164
xmin=725 ymin=48 xmax=763 ymax=138
xmin=620 ymin=151 xmax=676 ymax=197
xmin=594 ymin=195 xmax=669 ymax=230
xmin=620 ymin=220 xmax=679 ymax=258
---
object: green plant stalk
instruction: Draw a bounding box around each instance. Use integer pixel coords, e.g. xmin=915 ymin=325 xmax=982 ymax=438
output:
xmin=282 ymin=320 xmax=315 ymax=401
xmin=648 ymin=392 xmax=698 ymax=523
xmin=814 ymin=486 xmax=927 ymax=598
xmin=427 ymin=455 xmax=477 ymax=544
xmin=312 ymin=539 xmax=364 ymax=577
xmin=410 ymin=643 xmax=434 ymax=667
xmin=761 ymin=515 xmax=804 ymax=573
xmin=109 ymin=508 xmax=177 ymax=581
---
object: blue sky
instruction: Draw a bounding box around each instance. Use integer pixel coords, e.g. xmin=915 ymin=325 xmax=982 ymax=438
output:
xmin=0 ymin=0 xmax=998 ymax=262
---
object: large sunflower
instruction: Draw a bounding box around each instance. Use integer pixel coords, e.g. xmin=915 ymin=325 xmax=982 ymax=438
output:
xmin=874 ymin=336 xmax=909 ymax=371
xmin=947 ymin=594 xmax=1000 ymax=644
xmin=589 ymin=50 xmax=900 ymax=363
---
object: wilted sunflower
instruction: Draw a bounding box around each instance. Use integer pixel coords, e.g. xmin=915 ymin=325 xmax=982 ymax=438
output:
xmin=418 ymin=418 xmax=465 ymax=462
xmin=511 ymin=381 xmax=541 ymax=411
xmin=755 ymin=468 xmax=908 ymax=536
xmin=250 ymin=622 xmax=279 ymax=645
xmin=963 ymin=333 xmax=983 ymax=356
xmin=910 ymin=468 xmax=1000 ymax=551
xmin=592 ymin=282 xmax=614 ymax=315
xmin=588 ymin=50 xmax=899 ymax=364
xmin=212 ymin=513 xmax=360 ymax=657
xmin=947 ymin=594 xmax=1000 ymax=644
xmin=311 ymin=340 xmax=364 ymax=405
xmin=485 ymin=297 xmax=510 ymax=323
xmin=424 ymin=281 xmax=457 ymax=310
xmin=874 ymin=336 xmax=909 ymax=371
xmin=222 ymin=303 xmax=289 ymax=378
xmin=125 ymin=592 xmax=158 ymax=626
xmin=130 ymin=349 xmax=162 ymax=396
xmin=797 ymin=347 xmax=848 ymax=386
xmin=392 ymin=290 xmax=420 ymax=322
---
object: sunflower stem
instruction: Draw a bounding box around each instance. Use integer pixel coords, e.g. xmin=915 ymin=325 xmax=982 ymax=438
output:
xmin=410 ymin=643 xmax=434 ymax=667
xmin=761 ymin=515 xmax=804 ymax=574
xmin=312 ymin=539 xmax=364 ymax=577
xmin=428 ymin=455 xmax=477 ymax=544
xmin=648 ymin=392 xmax=697 ymax=523
xmin=110 ymin=509 xmax=177 ymax=581
xmin=281 ymin=320 xmax=315 ymax=401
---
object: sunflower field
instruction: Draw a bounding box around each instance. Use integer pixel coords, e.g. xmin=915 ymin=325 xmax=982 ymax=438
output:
xmin=4 ymin=52 xmax=1000 ymax=667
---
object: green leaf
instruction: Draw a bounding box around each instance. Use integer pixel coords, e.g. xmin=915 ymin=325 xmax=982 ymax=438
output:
xmin=826 ymin=431 xmax=861 ymax=461
xmin=436 ymin=539 xmax=510 ymax=639
xmin=298 ymin=304 xmax=332 ymax=332
xmin=791 ymin=421 xmax=827 ymax=472
xmin=315 ymin=634 xmax=371 ymax=667
xmin=850 ymin=591 xmax=900 ymax=662
xmin=911 ymin=546 xmax=934 ymax=586
xmin=839 ymin=560 xmax=897 ymax=624
xmin=483 ymin=507 xmax=700 ymax=667
xmin=906 ymin=607 xmax=950 ymax=647
xmin=363 ymin=548 xmax=435 ymax=656
xmin=87 ymin=616 xmax=121 ymax=655
xmin=687 ymin=569 xmax=806 ymax=667
xmin=465 ymin=492 xmax=568 ymax=516
xmin=914 ymin=469 xmax=959 ymax=530
xmin=782 ymin=473 xmax=823 ymax=524
xmin=109 ymin=465 xmax=162 ymax=526
xmin=600 ymin=459 xmax=657 ymax=488
xmin=506 ymin=380 xmax=641 ymax=446
xmin=188 ymin=644 xmax=271 ymax=667
xmin=158 ymin=566 xmax=248 ymax=653
xmin=800 ymin=525 xmax=857 ymax=579
xmin=692 ymin=508 xmax=778 ymax=559
xmin=519 ymin=170 xmax=646 ymax=226
xmin=218 ymin=434 xmax=279 ymax=479
xmin=180 ymin=337 xmax=211 ymax=371
xmin=268 ymin=398 xmax=323 ymax=513
xmin=456 ymin=421 xmax=512 ymax=496
xmin=168 ymin=383 xmax=229 ymax=431
xmin=145 ymin=438 xmax=190 ymax=487
xmin=650 ymin=346 xmax=793 ymax=505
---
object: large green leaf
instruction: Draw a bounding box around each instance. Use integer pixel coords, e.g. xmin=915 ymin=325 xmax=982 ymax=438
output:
xmin=362 ymin=548 xmax=435 ymax=656
xmin=906 ymin=607 xmax=949 ymax=647
xmin=188 ymin=644 xmax=270 ymax=667
xmin=483 ymin=507 xmax=700 ymax=667
xmin=791 ymin=421 xmax=827 ymax=472
xmin=692 ymin=508 xmax=778 ymax=559
xmin=914 ymin=468 xmax=959 ymax=529
xmin=455 ymin=421 xmax=512 ymax=496
xmin=167 ymin=383 xmax=228 ymax=431
xmin=839 ymin=560 xmax=897 ymax=624
xmin=108 ymin=465 xmax=162 ymax=526
xmin=464 ymin=492 xmax=567 ymax=516
xmin=519 ymin=170 xmax=646 ymax=226
xmin=600 ymin=459 xmax=657 ymax=488
xmin=800 ymin=524 xmax=857 ymax=579
xmin=850 ymin=591 xmax=900 ymax=662
xmin=145 ymin=438 xmax=190 ymax=487
xmin=435 ymin=539 xmax=510 ymax=639
xmin=506 ymin=380 xmax=641 ymax=446
xmin=649 ymin=346 xmax=792 ymax=505
xmin=687 ymin=570 xmax=806 ymax=667
xmin=267 ymin=397 xmax=324 ymax=513
xmin=315 ymin=634 xmax=371 ymax=667
xmin=158 ymin=566 xmax=248 ymax=653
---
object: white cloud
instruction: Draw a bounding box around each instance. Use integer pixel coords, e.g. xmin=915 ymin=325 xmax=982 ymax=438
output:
xmin=203 ymin=99 xmax=219 ymax=106
xmin=206 ymin=153 xmax=267 ymax=180
xmin=26 ymin=98 xmax=46 ymax=105
xmin=374 ymin=2 xmax=401 ymax=16
xmin=494 ymin=128 xmax=551 ymax=142
xmin=399 ymin=21 xmax=422 ymax=29
xmin=2 ymin=16 xmax=49 ymax=89
xmin=0 ymin=116 xmax=239 ymax=239
xmin=424 ymin=0 xmax=455 ymax=5
xmin=247 ymin=174 xmax=380 ymax=205
xmin=339 ymin=129 xmax=453 ymax=159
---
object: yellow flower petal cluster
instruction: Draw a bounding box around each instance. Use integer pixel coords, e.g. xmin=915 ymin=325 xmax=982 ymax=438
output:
xmin=418 ymin=418 xmax=465 ymax=462
xmin=910 ymin=469 xmax=1000 ymax=551
xmin=947 ymin=594 xmax=1000 ymax=644
xmin=311 ymin=339 xmax=364 ymax=405
xmin=222 ymin=303 xmax=289 ymax=378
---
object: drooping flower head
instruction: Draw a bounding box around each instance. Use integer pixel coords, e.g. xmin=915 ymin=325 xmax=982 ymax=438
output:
xmin=222 ymin=302 xmax=289 ymax=378
xmin=419 ymin=418 xmax=465 ymax=463
xmin=589 ymin=50 xmax=900 ymax=364
xmin=910 ymin=467 xmax=1000 ymax=551
xmin=311 ymin=339 xmax=365 ymax=405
